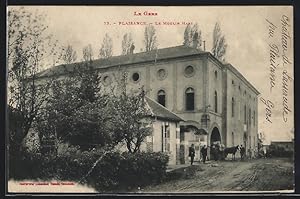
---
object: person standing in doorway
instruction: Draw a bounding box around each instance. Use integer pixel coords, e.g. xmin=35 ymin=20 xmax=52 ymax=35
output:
xmin=188 ymin=144 xmax=195 ymax=165
xmin=201 ymin=145 xmax=208 ymax=164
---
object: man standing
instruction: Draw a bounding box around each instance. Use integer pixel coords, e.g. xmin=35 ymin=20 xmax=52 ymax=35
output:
xmin=201 ymin=145 xmax=208 ymax=164
xmin=263 ymin=146 xmax=267 ymax=158
xmin=188 ymin=144 xmax=195 ymax=165
xmin=240 ymin=145 xmax=245 ymax=160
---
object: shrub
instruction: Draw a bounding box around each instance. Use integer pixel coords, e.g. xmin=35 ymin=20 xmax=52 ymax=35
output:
xmin=9 ymin=148 xmax=169 ymax=192
xmin=267 ymin=145 xmax=294 ymax=158
xmin=9 ymin=150 xmax=44 ymax=180
xmin=86 ymin=151 xmax=169 ymax=191
xmin=117 ymin=152 xmax=169 ymax=189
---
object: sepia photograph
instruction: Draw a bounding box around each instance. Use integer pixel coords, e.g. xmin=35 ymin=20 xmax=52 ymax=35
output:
xmin=6 ymin=5 xmax=294 ymax=194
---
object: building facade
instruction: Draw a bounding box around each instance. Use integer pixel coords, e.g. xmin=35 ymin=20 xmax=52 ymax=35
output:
xmin=38 ymin=45 xmax=259 ymax=164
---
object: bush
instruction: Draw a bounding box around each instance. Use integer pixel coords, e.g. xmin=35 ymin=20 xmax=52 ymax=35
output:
xmin=117 ymin=152 xmax=169 ymax=189
xmin=9 ymin=149 xmax=169 ymax=192
xmin=267 ymin=145 xmax=294 ymax=158
xmin=9 ymin=150 xmax=44 ymax=180
xmin=86 ymin=151 xmax=169 ymax=191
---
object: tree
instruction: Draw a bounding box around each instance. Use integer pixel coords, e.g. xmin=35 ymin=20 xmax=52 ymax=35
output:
xmin=99 ymin=33 xmax=113 ymax=58
xmin=7 ymin=7 xmax=58 ymax=155
xmin=35 ymin=72 xmax=111 ymax=151
xmin=82 ymin=44 xmax=93 ymax=62
xmin=110 ymin=73 xmax=152 ymax=153
xmin=143 ymin=25 xmax=158 ymax=52
xmin=121 ymin=33 xmax=135 ymax=55
xmin=211 ymin=22 xmax=228 ymax=62
xmin=183 ymin=23 xmax=202 ymax=49
xmin=62 ymin=45 xmax=77 ymax=64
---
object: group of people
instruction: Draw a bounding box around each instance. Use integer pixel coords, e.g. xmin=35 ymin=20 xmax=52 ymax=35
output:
xmin=188 ymin=144 xmax=208 ymax=165
xmin=188 ymin=143 xmax=247 ymax=165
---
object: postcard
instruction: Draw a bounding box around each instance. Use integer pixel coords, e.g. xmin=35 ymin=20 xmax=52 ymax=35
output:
xmin=6 ymin=5 xmax=294 ymax=194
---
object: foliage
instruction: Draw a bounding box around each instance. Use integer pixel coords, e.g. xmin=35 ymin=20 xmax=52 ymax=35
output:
xmin=109 ymin=73 xmax=153 ymax=153
xmin=62 ymin=45 xmax=77 ymax=64
xmin=7 ymin=7 xmax=59 ymax=156
xmin=9 ymin=149 xmax=169 ymax=192
xmin=183 ymin=23 xmax=202 ymax=49
xmin=35 ymin=74 xmax=112 ymax=150
xmin=9 ymin=150 xmax=44 ymax=180
xmin=99 ymin=33 xmax=113 ymax=58
xmin=211 ymin=22 xmax=228 ymax=61
xmin=122 ymin=33 xmax=135 ymax=55
xmin=267 ymin=145 xmax=294 ymax=158
xmin=82 ymin=44 xmax=93 ymax=62
xmin=143 ymin=25 xmax=158 ymax=52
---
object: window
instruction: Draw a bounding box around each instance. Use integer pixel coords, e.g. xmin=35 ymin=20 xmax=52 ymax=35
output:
xmin=103 ymin=75 xmax=111 ymax=86
xmin=215 ymin=70 xmax=218 ymax=78
xmin=249 ymin=108 xmax=251 ymax=126
xmin=249 ymin=136 xmax=251 ymax=148
xmin=185 ymin=65 xmax=195 ymax=77
xmin=214 ymin=91 xmax=218 ymax=113
xmin=132 ymin=72 xmax=140 ymax=82
xmin=157 ymin=90 xmax=166 ymax=107
xmin=232 ymin=97 xmax=235 ymax=117
xmin=244 ymin=105 xmax=247 ymax=124
xmin=232 ymin=80 xmax=234 ymax=85
xmin=232 ymin=132 xmax=234 ymax=146
xmin=185 ymin=87 xmax=195 ymax=111
xmin=180 ymin=131 xmax=185 ymax=141
xmin=253 ymin=110 xmax=256 ymax=125
xmin=157 ymin=69 xmax=167 ymax=80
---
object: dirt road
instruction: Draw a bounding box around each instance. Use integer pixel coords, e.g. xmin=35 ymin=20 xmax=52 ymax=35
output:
xmin=141 ymin=158 xmax=294 ymax=192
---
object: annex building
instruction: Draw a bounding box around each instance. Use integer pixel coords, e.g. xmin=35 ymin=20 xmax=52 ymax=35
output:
xmin=37 ymin=45 xmax=259 ymax=164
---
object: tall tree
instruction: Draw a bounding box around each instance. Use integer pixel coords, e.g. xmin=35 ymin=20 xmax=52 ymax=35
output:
xmin=82 ymin=44 xmax=94 ymax=62
xmin=211 ymin=22 xmax=228 ymax=62
xmin=143 ymin=25 xmax=158 ymax=52
xmin=99 ymin=33 xmax=113 ymax=58
xmin=7 ymin=7 xmax=58 ymax=155
xmin=183 ymin=23 xmax=202 ymax=49
xmin=121 ymin=33 xmax=135 ymax=55
xmin=110 ymin=73 xmax=152 ymax=153
xmin=62 ymin=45 xmax=77 ymax=64
xmin=36 ymin=75 xmax=112 ymax=151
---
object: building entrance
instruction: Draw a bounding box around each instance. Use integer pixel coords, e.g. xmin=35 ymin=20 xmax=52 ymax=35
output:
xmin=210 ymin=127 xmax=221 ymax=159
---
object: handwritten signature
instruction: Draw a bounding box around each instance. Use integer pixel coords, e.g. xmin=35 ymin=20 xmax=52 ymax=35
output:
xmin=260 ymin=97 xmax=274 ymax=123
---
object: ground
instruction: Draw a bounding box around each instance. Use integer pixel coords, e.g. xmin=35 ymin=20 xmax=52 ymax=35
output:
xmin=140 ymin=158 xmax=294 ymax=193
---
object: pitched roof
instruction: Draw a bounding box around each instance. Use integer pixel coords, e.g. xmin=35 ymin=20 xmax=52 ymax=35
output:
xmin=145 ymin=96 xmax=183 ymax=122
xmin=36 ymin=45 xmax=205 ymax=78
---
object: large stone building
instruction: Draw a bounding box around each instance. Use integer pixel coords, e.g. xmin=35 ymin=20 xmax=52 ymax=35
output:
xmin=38 ymin=45 xmax=259 ymax=164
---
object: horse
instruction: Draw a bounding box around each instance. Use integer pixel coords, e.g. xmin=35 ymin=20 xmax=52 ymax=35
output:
xmin=224 ymin=145 xmax=240 ymax=161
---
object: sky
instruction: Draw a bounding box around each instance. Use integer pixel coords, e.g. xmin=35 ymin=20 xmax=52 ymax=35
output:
xmin=9 ymin=6 xmax=294 ymax=144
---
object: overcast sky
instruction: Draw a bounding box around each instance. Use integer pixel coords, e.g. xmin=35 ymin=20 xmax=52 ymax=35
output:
xmin=9 ymin=6 xmax=294 ymax=144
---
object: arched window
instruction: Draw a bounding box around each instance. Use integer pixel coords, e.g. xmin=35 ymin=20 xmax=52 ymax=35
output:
xmin=214 ymin=91 xmax=218 ymax=113
xmin=185 ymin=87 xmax=195 ymax=111
xmin=231 ymin=97 xmax=235 ymax=117
xmin=157 ymin=90 xmax=166 ymax=107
